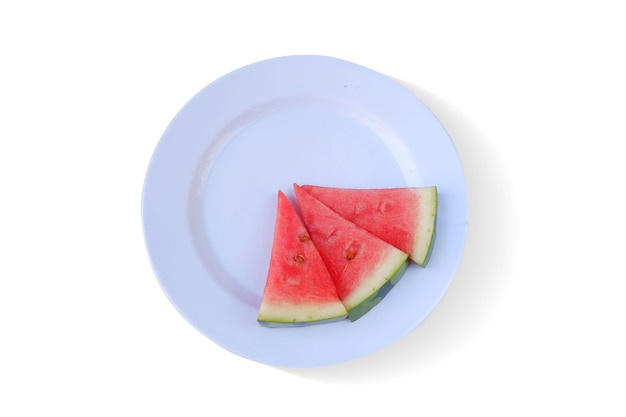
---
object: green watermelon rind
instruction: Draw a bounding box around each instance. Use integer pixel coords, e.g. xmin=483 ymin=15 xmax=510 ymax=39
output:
xmin=412 ymin=186 xmax=438 ymax=267
xmin=344 ymin=251 xmax=410 ymax=321
xmin=257 ymin=285 xmax=349 ymax=327
xmin=257 ymin=303 xmax=348 ymax=328
xmin=257 ymin=315 xmax=347 ymax=328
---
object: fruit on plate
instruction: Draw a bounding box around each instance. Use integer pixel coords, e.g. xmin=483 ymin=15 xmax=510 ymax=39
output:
xmin=257 ymin=191 xmax=348 ymax=327
xmin=300 ymin=185 xmax=438 ymax=266
xmin=293 ymin=184 xmax=410 ymax=321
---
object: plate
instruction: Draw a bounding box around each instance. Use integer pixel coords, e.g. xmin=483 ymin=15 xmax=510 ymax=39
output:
xmin=142 ymin=55 xmax=468 ymax=367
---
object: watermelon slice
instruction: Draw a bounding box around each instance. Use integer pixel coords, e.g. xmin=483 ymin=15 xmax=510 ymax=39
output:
xmin=257 ymin=191 xmax=348 ymax=327
xmin=293 ymin=184 xmax=410 ymax=321
xmin=300 ymin=185 xmax=438 ymax=266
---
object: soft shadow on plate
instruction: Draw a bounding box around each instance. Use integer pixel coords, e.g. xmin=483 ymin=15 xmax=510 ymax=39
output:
xmin=278 ymin=79 xmax=517 ymax=383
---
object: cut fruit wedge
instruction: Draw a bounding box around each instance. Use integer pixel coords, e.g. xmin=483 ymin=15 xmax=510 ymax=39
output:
xmin=257 ymin=191 xmax=348 ymax=327
xmin=301 ymin=185 xmax=437 ymax=266
xmin=294 ymin=184 xmax=409 ymax=321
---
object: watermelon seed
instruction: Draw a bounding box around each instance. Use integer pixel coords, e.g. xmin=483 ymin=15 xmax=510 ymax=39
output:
xmin=378 ymin=200 xmax=391 ymax=214
xmin=300 ymin=235 xmax=310 ymax=242
xmin=295 ymin=254 xmax=305 ymax=263
xmin=354 ymin=201 xmax=366 ymax=215
xmin=339 ymin=250 xmax=357 ymax=279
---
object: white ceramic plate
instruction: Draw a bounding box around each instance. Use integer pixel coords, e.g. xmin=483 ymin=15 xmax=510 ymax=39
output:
xmin=142 ymin=55 xmax=468 ymax=367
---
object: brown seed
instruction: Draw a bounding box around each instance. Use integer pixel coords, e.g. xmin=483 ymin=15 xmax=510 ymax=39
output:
xmin=295 ymin=254 xmax=305 ymax=263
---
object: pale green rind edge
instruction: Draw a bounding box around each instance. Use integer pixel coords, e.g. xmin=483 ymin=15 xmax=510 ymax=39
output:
xmin=347 ymin=257 xmax=410 ymax=321
xmin=257 ymin=302 xmax=348 ymax=328
xmin=258 ymin=314 xmax=348 ymax=328
xmin=412 ymin=186 xmax=438 ymax=266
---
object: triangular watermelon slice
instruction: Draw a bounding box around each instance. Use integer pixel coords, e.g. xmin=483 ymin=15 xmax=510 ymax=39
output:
xmin=300 ymin=185 xmax=437 ymax=266
xmin=257 ymin=191 xmax=348 ymax=327
xmin=294 ymin=184 xmax=410 ymax=321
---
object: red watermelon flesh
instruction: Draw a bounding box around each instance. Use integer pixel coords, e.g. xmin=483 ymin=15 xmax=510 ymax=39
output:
xmin=293 ymin=184 xmax=409 ymax=321
xmin=257 ymin=191 xmax=348 ymax=327
xmin=300 ymin=185 xmax=437 ymax=266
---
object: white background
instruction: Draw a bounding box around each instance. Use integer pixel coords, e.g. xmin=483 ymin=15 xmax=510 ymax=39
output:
xmin=2 ymin=1 xmax=625 ymax=415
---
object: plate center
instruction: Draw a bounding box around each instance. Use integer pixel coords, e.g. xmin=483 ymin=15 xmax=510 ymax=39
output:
xmin=189 ymin=96 xmax=416 ymax=306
